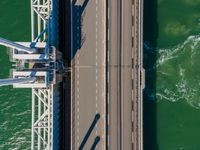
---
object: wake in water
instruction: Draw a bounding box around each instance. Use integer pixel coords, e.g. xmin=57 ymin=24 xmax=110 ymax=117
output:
xmin=144 ymin=35 xmax=200 ymax=109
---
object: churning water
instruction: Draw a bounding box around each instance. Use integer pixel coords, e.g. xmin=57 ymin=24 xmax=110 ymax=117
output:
xmin=144 ymin=0 xmax=200 ymax=149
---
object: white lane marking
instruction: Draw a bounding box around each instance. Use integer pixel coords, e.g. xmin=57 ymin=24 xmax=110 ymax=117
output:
xmin=108 ymin=7 xmax=110 ymax=19
xmin=107 ymin=27 xmax=109 ymax=42
xmin=77 ymin=80 xmax=79 ymax=86
xmin=76 ymin=24 xmax=80 ymax=145
xmin=95 ymin=0 xmax=99 ymax=137
xmin=96 ymin=101 xmax=98 ymax=108
xmin=77 ymin=114 xmax=79 ymax=120
xmin=77 ymin=107 xmax=80 ymax=113
xmin=77 ymin=100 xmax=79 ymax=106
xmin=77 ymin=128 xmax=79 ymax=134
xmin=103 ymin=0 xmax=107 ymax=148
xmin=96 ymin=89 xmax=98 ymax=94
xmin=77 ymin=71 xmax=80 ymax=78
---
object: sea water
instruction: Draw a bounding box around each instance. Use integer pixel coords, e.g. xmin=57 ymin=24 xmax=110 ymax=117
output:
xmin=0 ymin=0 xmax=31 ymax=149
xmin=144 ymin=0 xmax=200 ymax=149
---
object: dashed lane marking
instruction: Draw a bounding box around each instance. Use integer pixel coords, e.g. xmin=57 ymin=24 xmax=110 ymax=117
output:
xmin=95 ymin=0 xmax=99 ymax=140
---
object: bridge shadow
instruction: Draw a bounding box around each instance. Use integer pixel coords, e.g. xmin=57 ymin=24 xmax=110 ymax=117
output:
xmin=90 ymin=136 xmax=100 ymax=150
xmin=79 ymin=113 xmax=100 ymax=150
xmin=69 ymin=0 xmax=90 ymax=59
xmin=143 ymin=0 xmax=159 ymax=149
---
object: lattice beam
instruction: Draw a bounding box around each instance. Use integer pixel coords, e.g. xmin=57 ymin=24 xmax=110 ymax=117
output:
xmin=31 ymin=88 xmax=53 ymax=150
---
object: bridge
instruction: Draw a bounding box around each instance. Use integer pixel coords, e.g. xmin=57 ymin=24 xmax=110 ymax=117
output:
xmin=0 ymin=0 xmax=144 ymax=149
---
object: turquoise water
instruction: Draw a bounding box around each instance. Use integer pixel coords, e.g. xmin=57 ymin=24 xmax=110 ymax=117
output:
xmin=144 ymin=0 xmax=200 ymax=149
xmin=0 ymin=1 xmax=31 ymax=149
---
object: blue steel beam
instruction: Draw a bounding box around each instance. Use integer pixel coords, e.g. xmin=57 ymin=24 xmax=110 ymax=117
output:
xmin=0 ymin=37 xmax=37 ymax=53
xmin=0 ymin=77 xmax=36 ymax=86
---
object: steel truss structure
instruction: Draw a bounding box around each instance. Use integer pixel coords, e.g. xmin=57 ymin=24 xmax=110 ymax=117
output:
xmin=31 ymin=0 xmax=52 ymax=42
xmin=32 ymin=87 xmax=53 ymax=149
xmin=31 ymin=0 xmax=53 ymax=149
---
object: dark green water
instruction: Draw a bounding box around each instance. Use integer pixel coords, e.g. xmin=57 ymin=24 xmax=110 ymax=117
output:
xmin=0 ymin=0 xmax=31 ymax=149
xmin=144 ymin=0 xmax=200 ymax=150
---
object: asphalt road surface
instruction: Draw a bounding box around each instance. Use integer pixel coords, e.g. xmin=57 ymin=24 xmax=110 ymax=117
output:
xmin=71 ymin=0 xmax=106 ymax=149
xmin=71 ymin=0 xmax=143 ymax=149
xmin=108 ymin=0 xmax=144 ymax=149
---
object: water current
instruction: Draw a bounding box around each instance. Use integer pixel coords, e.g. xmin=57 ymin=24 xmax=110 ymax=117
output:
xmin=0 ymin=0 xmax=31 ymax=149
xmin=144 ymin=0 xmax=200 ymax=149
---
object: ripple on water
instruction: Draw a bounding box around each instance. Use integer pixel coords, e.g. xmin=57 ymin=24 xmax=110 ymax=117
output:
xmin=146 ymin=35 xmax=200 ymax=109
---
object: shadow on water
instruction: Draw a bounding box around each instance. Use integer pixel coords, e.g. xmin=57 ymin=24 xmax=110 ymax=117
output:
xmin=70 ymin=0 xmax=90 ymax=59
xmin=59 ymin=0 xmax=71 ymax=149
xmin=143 ymin=0 xmax=159 ymax=149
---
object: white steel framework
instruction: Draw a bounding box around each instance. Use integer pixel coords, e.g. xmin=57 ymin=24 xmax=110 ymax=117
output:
xmin=31 ymin=0 xmax=53 ymax=149
xmin=32 ymin=87 xmax=53 ymax=150
xmin=31 ymin=0 xmax=52 ymax=41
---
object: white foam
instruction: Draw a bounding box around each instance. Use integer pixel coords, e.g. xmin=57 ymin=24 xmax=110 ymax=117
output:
xmin=155 ymin=34 xmax=200 ymax=109
xmin=157 ymin=35 xmax=200 ymax=67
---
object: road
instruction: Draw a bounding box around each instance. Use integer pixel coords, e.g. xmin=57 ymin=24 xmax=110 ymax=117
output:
xmin=71 ymin=0 xmax=106 ymax=149
xmin=108 ymin=0 xmax=144 ymax=149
